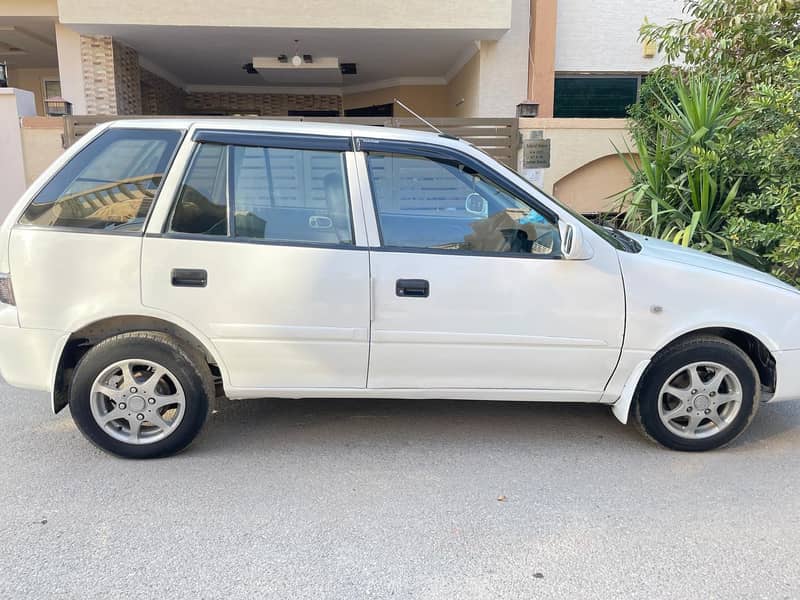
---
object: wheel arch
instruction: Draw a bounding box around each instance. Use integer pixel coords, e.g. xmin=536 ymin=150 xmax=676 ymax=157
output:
xmin=612 ymin=325 xmax=776 ymax=424
xmin=656 ymin=327 xmax=776 ymax=393
xmin=52 ymin=315 xmax=225 ymax=414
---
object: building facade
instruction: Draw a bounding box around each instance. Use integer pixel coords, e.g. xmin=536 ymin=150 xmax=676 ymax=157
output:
xmin=0 ymin=0 xmax=684 ymax=215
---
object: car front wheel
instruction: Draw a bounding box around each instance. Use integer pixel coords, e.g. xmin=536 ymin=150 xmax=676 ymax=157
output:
xmin=68 ymin=331 xmax=213 ymax=458
xmin=633 ymin=336 xmax=760 ymax=451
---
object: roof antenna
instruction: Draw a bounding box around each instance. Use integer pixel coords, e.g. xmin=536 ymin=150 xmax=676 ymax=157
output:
xmin=393 ymin=98 xmax=443 ymax=134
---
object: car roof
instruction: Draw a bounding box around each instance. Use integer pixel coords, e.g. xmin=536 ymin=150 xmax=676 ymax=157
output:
xmin=105 ymin=117 xmax=470 ymax=151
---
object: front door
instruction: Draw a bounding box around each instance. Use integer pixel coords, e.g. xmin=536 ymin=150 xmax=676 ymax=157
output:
xmin=358 ymin=144 xmax=625 ymax=396
xmin=142 ymin=130 xmax=370 ymax=391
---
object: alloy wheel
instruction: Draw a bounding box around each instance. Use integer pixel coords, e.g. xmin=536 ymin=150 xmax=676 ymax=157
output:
xmin=89 ymin=359 xmax=186 ymax=445
xmin=657 ymin=361 xmax=743 ymax=440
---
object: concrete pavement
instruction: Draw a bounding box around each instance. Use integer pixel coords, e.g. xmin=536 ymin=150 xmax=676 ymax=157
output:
xmin=1 ymin=382 xmax=798 ymax=599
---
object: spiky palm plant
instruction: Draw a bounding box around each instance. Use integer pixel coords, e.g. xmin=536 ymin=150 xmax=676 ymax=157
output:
xmin=615 ymin=76 xmax=762 ymax=267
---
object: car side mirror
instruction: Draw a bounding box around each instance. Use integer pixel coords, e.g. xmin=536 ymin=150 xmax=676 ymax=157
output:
xmin=559 ymin=220 xmax=593 ymax=260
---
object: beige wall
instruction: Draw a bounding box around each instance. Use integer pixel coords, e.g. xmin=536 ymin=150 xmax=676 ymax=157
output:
xmin=553 ymin=154 xmax=634 ymax=213
xmin=0 ymin=0 xmax=57 ymax=17
xmin=519 ymin=117 xmax=634 ymax=213
xmin=343 ymin=86 xmax=448 ymax=117
xmin=56 ymin=0 xmax=512 ymax=30
xmin=446 ymin=52 xmax=481 ymax=117
xmin=55 ymin=23 xmax=87 ymax=115
xmin=6 ymin=67 xmax=60 ymax=115
xmin=19 ymin=117 xmax=64 ymax=185
xmin=0 ymin=89 xmax=37 ymax=218
xmin=476 ymin=0 xmax=530 ymax=117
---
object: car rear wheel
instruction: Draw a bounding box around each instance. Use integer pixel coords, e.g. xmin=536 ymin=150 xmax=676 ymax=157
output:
xmin=69 ymin=331 xmax=213 ymax=458
xmin=633 ymin=336 xmax=760 ymax=451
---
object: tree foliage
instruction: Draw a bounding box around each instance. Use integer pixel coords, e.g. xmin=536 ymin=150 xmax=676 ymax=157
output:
xmin=625 ymin=0 xmax=800 ymax=282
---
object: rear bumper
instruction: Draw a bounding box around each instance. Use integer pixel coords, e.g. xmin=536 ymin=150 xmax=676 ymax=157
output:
xmin=0 ymin=318 xmax=65 ymax=393
xmin=770 ymin=349 xmax=800 ymax=402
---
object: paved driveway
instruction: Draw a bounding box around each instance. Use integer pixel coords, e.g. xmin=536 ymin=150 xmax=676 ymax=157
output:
xmin=1 ymin=382 xmax=798 ymax=599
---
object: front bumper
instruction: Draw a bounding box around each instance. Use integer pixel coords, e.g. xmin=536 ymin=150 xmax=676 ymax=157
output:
xmin=770 ymin=349 xmax=800 ymax=402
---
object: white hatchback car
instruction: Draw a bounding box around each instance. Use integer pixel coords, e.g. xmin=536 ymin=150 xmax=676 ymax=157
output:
xmin=1 ymin=119 xmax=798 ymax=458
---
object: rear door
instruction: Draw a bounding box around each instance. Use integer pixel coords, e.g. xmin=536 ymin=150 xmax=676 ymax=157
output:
xmin=142 ymin=129 xmax=371 ymax=392
xmin=356 ymin=140 xmax=625 ymax=397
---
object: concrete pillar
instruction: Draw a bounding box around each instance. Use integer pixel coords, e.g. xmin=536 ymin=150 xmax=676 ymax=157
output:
xmin=55 ymin=23 xmax=87 ymax=115
xmin=527 ymin=0 xmax=558 ymax=118
xmin=0 ymin=89 xmax=36 ymax=218
xmin=476 ymin=0 xmax=531 ymax=117
xmin=77 ymin=35 xmax=141 ymax=115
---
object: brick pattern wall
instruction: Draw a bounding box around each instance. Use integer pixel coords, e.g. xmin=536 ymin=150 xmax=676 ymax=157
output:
xmin=113 ymin=41 xmax=142 ymax=114
xmin=81 ymin=36 xmax=142 ymax=115
xmin=140 ymin=69 xmax=186 ymax=115
xmin=80 ymin=36 xmax=117 ymax=115
xmin=80 ymin=36 xmax=342 ymax=116
xmin=183 ymin=92 xmax=341 ymax=116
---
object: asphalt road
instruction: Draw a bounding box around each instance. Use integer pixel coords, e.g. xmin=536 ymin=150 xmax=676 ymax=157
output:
xmin=1 ymin=381 xmax=799 ymax=600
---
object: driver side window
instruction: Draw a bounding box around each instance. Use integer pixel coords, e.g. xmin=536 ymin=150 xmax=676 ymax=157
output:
xmin=366 ymin=152 xmax=560 ymax=256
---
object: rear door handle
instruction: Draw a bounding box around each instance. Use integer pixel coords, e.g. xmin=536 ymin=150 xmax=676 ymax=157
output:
xmin=171 ymin=268 xmax=207 ymax=288
xmin=396 ymin=278 xmax=429 ymax=298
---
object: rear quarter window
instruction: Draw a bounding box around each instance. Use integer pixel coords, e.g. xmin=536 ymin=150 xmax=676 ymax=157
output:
xmin=19 ymin=128 xmax=182 ymax=232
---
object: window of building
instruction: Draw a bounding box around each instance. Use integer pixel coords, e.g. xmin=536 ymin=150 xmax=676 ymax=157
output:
xmin=42 ymin=79 xmax=61 ymax=113
xmin=554 ymin=76 xmax=641 ymax=118
xmin=20 ymin=128 xmax=181 ymax=231
xmin=366 ymin=152 xmax=560 ymax=256
xmin=170 ymin=142 xmax=353 ymax=245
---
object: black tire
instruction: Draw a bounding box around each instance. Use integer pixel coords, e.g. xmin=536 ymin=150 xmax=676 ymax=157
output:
xmin=69 ymin=331 xmax=213 ymax=459
xmin=633 ymin=335 xmax=760 ymax=452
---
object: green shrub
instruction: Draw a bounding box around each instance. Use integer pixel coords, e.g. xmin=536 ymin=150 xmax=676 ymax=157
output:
xmin=617 ymin=76 xmax=761 ymax=266
xmin=624 ymin=0 xmax=800 ymax=283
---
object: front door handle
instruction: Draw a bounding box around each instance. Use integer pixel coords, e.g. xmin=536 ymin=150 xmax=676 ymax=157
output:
xmin=396 ymin=278 xmax=429 ymax=298
xmin=171 ymin=268 xmax=207 ymax=288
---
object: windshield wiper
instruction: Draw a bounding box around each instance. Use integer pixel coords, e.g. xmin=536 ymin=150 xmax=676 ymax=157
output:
xmin=603 ymin=225 xmax=641 ymax=253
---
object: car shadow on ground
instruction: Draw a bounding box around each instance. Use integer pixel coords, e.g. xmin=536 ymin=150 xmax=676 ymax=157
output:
xmin=189 ymin=395 xmax=800 ymax=456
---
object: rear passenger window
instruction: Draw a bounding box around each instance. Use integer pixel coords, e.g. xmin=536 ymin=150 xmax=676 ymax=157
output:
xmin=20 ymin=128 xmax=181 ymax=232
xmin=169 ymin=142 xmax=353 ymax=245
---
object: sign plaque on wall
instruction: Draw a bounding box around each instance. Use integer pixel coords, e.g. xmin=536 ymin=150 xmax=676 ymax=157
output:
xmin=522 ymin=138 xmax=551 ymax=169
